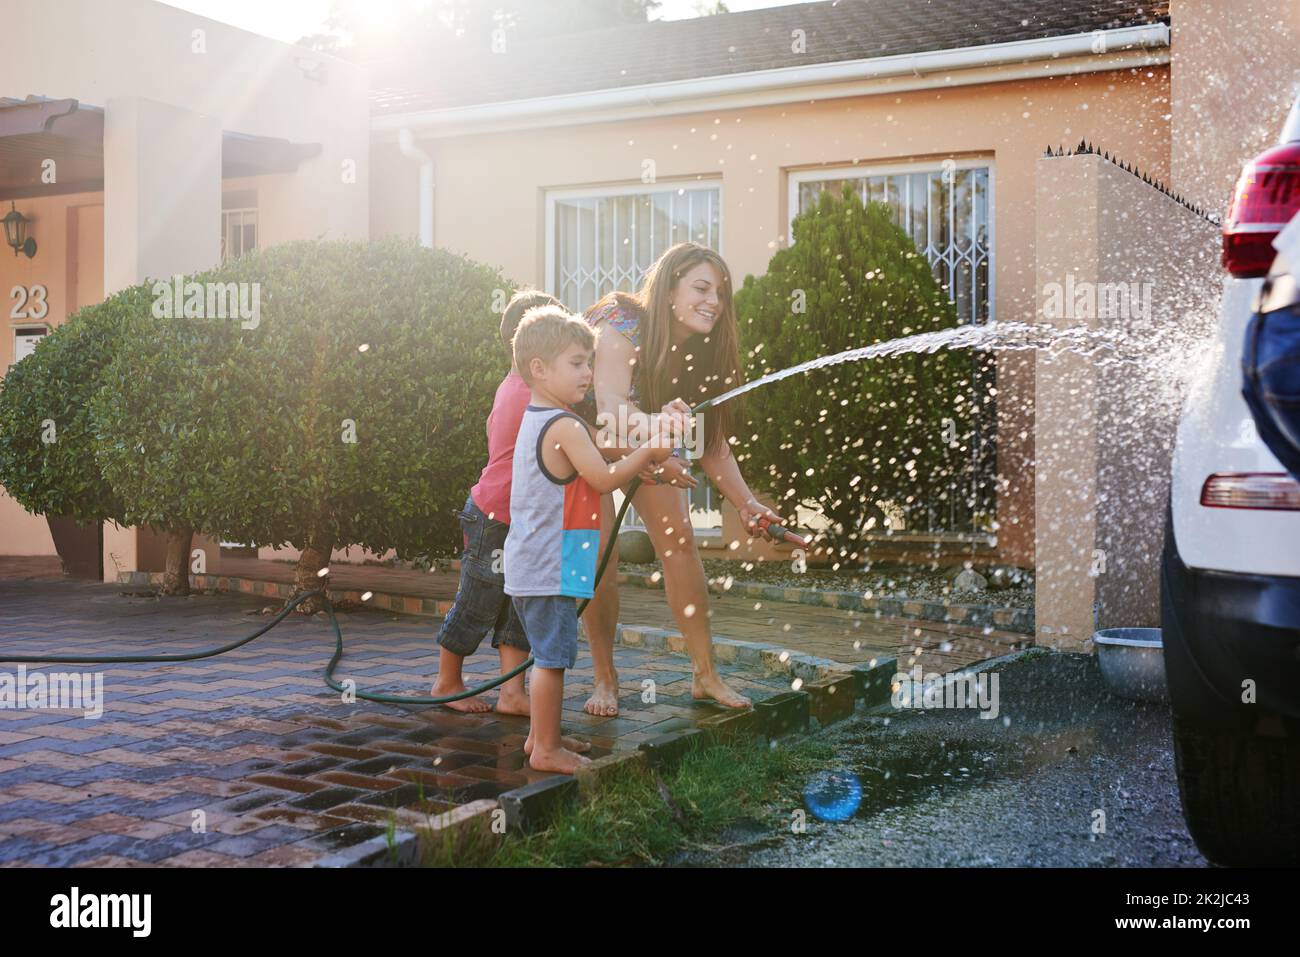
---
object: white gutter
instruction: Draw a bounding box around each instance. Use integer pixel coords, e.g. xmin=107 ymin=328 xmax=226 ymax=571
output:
xmin=397 ymin=127 xmax=434 ymax=247
xmin=374 ymin=24 xmax=1169 ymax=138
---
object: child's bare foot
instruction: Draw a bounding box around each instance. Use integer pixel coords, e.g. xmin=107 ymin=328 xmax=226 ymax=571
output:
xmin=495 ymin=688 xmax=530 ymax=716
xmin=692 ymin=674 xmax=752 ymax=709
xmin=431 ymin=678 xmax=493 ymax=713
xmin=584 ymin=678 xmax=620 ymax=717
xmin=524 ymin=735 xmax=591 ymax=755
xmin=529 ymin=746 xmax=592 ymax=774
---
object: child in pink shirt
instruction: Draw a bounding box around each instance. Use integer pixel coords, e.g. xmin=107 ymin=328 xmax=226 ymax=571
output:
xmin=431 ymin=290 xmax=562 ymax=715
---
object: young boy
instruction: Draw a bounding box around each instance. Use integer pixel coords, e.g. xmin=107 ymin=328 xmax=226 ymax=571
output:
xmin=431 ymin=289 xmax=561 ymax=715
xmin=505 ymin=305 xmax=685 ymax=772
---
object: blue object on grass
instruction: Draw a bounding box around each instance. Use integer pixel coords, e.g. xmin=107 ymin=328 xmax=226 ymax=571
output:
xmin=803 ymin=770 xmax=862 ymax=822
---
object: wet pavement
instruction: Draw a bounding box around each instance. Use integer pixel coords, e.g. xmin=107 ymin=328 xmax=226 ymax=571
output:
xmin=0 ymin=570 xmax=792 ymax=867
xmin=674 ymin=652 xmax=1210 ymax=867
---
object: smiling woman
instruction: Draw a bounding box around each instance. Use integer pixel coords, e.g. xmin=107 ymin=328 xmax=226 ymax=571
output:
xmin=573 ymin=241 xmax=785 ymax=714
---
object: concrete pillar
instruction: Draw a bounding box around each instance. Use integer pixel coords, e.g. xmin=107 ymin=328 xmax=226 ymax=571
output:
xmin=1033 ymin=153 xmax=1220 ymax=651
xmin=1034 ymin=156 xmax=1101 ymax=652
xmin=100 ymin=95 xmax=222 ymax=583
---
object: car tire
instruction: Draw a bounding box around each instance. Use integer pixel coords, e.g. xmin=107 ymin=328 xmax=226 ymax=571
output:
xmin=1170 ymin=713 xmax=1300 ymax=866
xmin=1162 ymin=495 xmax=1300 ymax=865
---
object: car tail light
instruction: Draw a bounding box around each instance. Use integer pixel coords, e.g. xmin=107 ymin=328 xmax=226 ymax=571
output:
xmin=1222 ymin=143 xmax=1300 ymax=278
xmin=1200 ymin=472 xmax=1300 ymax=510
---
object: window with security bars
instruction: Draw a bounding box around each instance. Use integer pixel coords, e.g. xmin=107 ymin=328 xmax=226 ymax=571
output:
xmin=547 ymin=183 xmax=723 ymax=534
xmin=792 ymin=163 xmax=997 ymax=537
xmin=550 ymin=184 xmax=720 ymax=313
xmin=794 ymin=166 xmax=991 ymax=323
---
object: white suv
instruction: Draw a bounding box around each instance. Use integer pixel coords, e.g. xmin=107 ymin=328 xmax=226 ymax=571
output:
xmin=1163 ymin=95 xmax=1300 ymax=866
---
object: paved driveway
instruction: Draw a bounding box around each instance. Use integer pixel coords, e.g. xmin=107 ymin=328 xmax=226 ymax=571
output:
xmin=0 ymin=572 xmax=788 ymax=867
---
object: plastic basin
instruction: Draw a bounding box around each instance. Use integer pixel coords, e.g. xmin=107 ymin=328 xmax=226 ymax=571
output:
xmin=1093 ymin=627 xmax=1167 ymax=703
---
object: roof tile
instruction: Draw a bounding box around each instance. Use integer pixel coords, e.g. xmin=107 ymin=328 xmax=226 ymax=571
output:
xmin=369 ymin=0 xmax=1169 ymax=114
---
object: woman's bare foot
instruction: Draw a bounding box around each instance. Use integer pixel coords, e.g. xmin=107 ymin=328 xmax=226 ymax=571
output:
xmin=692 ymin=674 xmax=752 ymax=709
xmin=524 ymin=734 xmax=591 ymax=755
xmin=495 ymin=687 xmax=530 ymax=716
xmin=431 ymin=678 xmax=493 ymax=713
xmin=529 ymin=746 xmax=592 ymax=774
xmin=584 ymin=679 xmax=620 ymax=717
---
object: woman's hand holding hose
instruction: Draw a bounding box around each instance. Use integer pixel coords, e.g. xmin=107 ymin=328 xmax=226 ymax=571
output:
xmin=638 ymin=399 xmax=699 ymax=487
xmin=739 ymin=497 xmax=785 ymax=541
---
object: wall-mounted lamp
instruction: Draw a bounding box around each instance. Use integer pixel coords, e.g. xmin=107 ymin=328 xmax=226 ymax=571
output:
xmin=3 ymin=202 xmax=36 ymax=259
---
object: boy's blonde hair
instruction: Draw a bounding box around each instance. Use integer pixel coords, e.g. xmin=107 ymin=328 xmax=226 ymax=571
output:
xmin=512 ymin=305 xmax=596 ymax=385
xmin=500 ymin=288 xmax=562 ymax=351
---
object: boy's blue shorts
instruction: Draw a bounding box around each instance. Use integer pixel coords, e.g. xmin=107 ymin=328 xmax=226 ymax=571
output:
xmin=510 ymin=595 xmax=578 ymax=670
xmin=436 ymin=494 xmax=530 ymax=656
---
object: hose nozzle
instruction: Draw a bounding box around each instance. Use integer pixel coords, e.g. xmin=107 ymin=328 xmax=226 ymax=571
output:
xmin=755 ymin=514 xmax=810 ymax=548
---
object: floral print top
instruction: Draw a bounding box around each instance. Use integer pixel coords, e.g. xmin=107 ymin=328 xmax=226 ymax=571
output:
xmin=577 ymin=298 xmax=646 ymax=421
xmin=586 ymin=298 xmax=642 ymax=355
xmin=577 ymin=297 xmax=687 ymax=462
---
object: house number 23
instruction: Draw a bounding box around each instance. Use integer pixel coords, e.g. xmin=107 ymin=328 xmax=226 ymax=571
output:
xmin=10 ymin=284 xmax=49 ymax=320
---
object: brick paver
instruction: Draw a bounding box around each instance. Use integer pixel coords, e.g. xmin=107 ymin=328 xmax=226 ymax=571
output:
xmin=0 ymin=562 xmax=793 ymax=867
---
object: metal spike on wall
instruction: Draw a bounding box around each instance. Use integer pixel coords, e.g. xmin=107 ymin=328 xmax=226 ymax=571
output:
xmin=1044 ymin=139 xmax=1222 ymax=226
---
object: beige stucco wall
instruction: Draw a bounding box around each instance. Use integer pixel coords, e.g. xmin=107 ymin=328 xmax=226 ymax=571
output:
xmin=4 ymin=0 xmax=371 ymax=244
xmin=1170 ymin=0 xmax=1300 ymax=213
xmin=1033 ymin=153 xmax=1220 ymax=651
xmin=0 ymin=191 xmax=104 ymax=554
xmin=373 ymin=66 xmax=1172 ymax=568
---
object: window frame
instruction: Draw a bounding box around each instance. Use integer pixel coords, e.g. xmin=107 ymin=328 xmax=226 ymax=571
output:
xmin=220 ymin=205 xmax=259 ymax=265
xmin=543 ymin=178 xmax=725 ymax=309
xmin=786 ymin=157 xmax=996 ymax=323
xmin=544 ymin=178 xmax=725 ymax=535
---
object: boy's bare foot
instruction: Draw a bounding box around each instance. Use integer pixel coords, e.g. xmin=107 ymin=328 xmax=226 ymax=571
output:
xmin=495 ymin=688 xmax=530 ymax=716
xmin=529 ymin=746 xmax=592 ymax=774
xmin=692 ymin=674 xmax=752 ymax=709
xmin=523 ymin=735 xmax=591 ymax=755
xmin=431 ymin=678 xmax=493 ymax=713
xmin=584 ymin=679 xmax=620 ymax=717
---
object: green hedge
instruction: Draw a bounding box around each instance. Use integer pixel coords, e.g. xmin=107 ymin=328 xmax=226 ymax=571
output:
xmin=0 ymin=285 xmax=147 ymax=524
xmin=734 ymin=185 xmax=991 ymax=552
xmin=91 ymin=237 xmax=512 ymax=565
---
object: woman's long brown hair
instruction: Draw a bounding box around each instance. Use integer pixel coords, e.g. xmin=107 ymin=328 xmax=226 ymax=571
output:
xmin=589 ymin=242 xmax=742 ymax=459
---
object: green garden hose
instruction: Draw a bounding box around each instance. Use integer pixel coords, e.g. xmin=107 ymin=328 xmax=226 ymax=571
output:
xmin=0 ymin=471 xmax=644 ymax=706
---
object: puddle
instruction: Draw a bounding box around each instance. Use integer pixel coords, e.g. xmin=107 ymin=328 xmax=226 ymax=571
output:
xmin=829 ymin=722 xmax=1101 ymax=818
xmin=835 ymin=740 xmax=1006 ymax=818
xmin=309 ymin=822 xmax=385 ymax=850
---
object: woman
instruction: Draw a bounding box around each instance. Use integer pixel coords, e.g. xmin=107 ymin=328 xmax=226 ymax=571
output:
xmin=577 ymin=242 xmax=784 ymax=714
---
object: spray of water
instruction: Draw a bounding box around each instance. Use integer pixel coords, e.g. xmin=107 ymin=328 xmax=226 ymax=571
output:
xmin=695 ymin=321 xmax=1131 ymax=412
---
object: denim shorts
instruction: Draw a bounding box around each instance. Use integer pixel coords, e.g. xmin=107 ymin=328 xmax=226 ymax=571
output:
xmin=436 ymin=495 xmax=529 ymax=656
xmin=510 ymin=595 xmax=578 ymax=670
